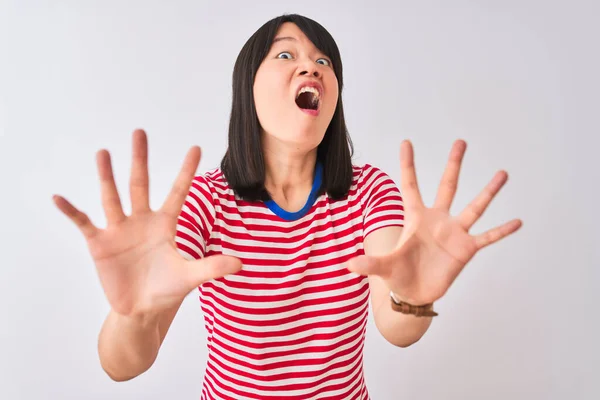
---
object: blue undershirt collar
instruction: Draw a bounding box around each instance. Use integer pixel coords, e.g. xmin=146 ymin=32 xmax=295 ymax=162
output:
xmin=264 ymin=161 xmax=323 ymax=221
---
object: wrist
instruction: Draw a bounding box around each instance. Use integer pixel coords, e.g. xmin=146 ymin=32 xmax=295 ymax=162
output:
xmin=389 ymin=290 xmax=426 ymax=307
xmin=389 ymin=291 xmax=438 ymax=317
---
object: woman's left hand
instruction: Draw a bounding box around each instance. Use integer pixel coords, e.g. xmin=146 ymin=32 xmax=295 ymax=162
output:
xmin=347 ymin=139 xmax=523 ymax=306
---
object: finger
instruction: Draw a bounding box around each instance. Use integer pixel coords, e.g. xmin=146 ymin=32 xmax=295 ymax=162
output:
xmin=346 ymin=255 xmax=392 ymax=278
xmin=185 ymin=255 xmax=243 ymax=289
xmin=399 ymin=140 xmax=425 ymax=211
xmin=161 ymin=146 xmax=202 ymax=218
xmin=130 ymin=129 xmax=150 ymax=214
xmin=474 ymin=218 xmax=522 ymax=250
xmin=458 ymin=170 xmax=508 ymax=230
xmin=52 ymin=195 xmax=100 ymax=239
xmin=97 ymin=150 xmax=127 ymax=224
xmin=433 ymin=140 xmax=467 ymax=211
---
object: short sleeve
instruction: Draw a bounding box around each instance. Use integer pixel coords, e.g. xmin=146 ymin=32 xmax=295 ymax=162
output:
xmin=359 ymin=164 xmax=405 ymax=239
xmin=175 ymin=174 xmax=216 ymax=260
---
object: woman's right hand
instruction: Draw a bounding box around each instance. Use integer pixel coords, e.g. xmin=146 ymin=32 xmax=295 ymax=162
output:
xmin=53 ymin=129 xmax=242 ymax=320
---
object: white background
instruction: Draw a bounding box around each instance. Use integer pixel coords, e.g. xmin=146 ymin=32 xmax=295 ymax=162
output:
xmin=1 ymin=0 xmax=598 ymax=399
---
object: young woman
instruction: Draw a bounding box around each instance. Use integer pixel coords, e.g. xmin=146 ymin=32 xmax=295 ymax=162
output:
xmin=53 ymin=13 xmax=522 ymax=400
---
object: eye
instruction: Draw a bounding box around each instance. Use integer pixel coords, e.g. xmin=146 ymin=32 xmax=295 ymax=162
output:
xmin=317 ymin=58 xmax=331 ymax=66
xmin=277 ymin=51 xmax=293 ymax=59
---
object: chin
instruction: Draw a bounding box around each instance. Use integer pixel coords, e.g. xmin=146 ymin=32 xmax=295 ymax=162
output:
xmin=293 ymin=128 xmax=326 ymax=144
xmin=270 ymin=130 xmax=323 ymax=150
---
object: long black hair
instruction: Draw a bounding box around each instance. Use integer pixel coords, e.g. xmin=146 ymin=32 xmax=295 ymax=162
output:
xmin=220 ymin=14 xmax=354 ymax=202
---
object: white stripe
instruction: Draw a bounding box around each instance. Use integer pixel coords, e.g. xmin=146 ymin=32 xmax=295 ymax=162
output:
xmin=208 ymin=303 xmax=368 ymax=345
xmin=212 ymin=315 xmax=367 ymax=358
xmin=175 ymin=224 xmax=205 ymax=259
xmin=201 ymin=281 xmax=368 ymax=322
xmin=210 ymin=321 xmax=366 ymax=372
xmin=204 ymin=346 xmax=364 ymax=397
xmin=207 ymin=300 xmax=368 ymax=334
xmin=201 ymin=273 xmax=367 ymax=306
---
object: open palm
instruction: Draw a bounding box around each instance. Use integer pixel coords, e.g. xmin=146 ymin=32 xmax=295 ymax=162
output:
xmin=53 ymin=129 xmax=242 ymax=318
xmin=349 ymin=140 xmax=522 ymax=305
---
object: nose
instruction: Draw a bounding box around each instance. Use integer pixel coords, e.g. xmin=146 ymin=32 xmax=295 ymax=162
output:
xmin=299 ymin=69 xmax=321 ymax=78
xmin=298 ymin=60 xmax=321 ymax=78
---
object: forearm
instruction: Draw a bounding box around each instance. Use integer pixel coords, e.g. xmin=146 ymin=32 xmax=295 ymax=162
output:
xmin=98 ymin=310 xmax=161 ymax=381
xmin=369 ymin=275 xmax=433 ymax=347
xmin=373 ymin=291 xmax=433 ymax=347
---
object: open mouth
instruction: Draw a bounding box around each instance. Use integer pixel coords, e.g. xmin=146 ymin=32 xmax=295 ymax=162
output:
xmin=295 ymin=86 xmax=320 ymax=111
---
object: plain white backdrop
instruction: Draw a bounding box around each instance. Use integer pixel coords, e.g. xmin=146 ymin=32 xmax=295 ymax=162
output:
xmin=1 ymin=0 xmax=598 ymax=399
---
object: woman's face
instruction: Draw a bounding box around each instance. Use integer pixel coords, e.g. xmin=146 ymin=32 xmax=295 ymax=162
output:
xmin=253 ymin=22 xmax=339 ymax=152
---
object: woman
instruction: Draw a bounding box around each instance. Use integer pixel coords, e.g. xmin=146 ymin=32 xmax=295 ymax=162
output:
xmin=53 ymin=13 xmax=522 ymax=400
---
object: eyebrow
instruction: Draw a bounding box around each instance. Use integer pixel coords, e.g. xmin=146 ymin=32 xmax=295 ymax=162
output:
xmin=272 ymin=36 xmax=297 ymax=44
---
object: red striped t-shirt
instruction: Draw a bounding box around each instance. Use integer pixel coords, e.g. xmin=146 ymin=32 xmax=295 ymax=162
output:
xmin=175 ymin=162 xmax=404 ymax=400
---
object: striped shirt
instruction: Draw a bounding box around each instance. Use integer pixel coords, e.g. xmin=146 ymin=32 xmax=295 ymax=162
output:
xmin=175 ymin=162 xmax=404 ymax=400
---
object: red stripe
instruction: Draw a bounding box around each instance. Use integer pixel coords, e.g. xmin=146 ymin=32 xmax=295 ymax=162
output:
xmin=174 ymin=240 xmax=201 ymax=260
xmin=206 ymin=301 xmax=368 ymax=340
xmin=200 ymin=275 xmax=367 ymax=303
xmin=208 ymin=316 xmax=367 ymax=351
xmin=210 ymin=322 xmax=365 ymax=366
xmin=200 ymin=279 xmax=366 ymax=315
xmin=207 ymin=338 xmax=364 ymax=385
xmin=214 ymin=218 xmax=364 ymax=252
xmin=204 ymin=350 xmax=365 ymax=398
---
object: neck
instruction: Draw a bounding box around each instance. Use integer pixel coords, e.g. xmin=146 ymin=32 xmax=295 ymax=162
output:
xmin=260 ymin=129 xmax=320 ymax=199
xmin=264 ymin=152 xmax=317 ymax=194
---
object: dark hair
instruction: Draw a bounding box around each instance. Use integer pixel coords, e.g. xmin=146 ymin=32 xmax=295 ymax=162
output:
xmin=219 ymin=13 xmax=354 ymax=202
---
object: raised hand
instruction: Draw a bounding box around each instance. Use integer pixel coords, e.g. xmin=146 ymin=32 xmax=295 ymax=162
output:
xmin=53 ymin=129 xmax=242 ymax=318
xmin=348 ymin=140 xmax=522 ymax=305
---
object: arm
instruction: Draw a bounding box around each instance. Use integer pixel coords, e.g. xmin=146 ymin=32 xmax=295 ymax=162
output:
xmin=364 ymin=226 xmax=433 ymax=348
xmin=98 ymin=299 xmax=183 ymax=381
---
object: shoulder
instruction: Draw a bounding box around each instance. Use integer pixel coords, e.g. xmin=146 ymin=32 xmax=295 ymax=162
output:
xmin=352 ymin=163 xmax=397 ymax=188
xmin=190 ymin=167 xmax=231 ymax=198
xmin=192 ymin=166 xmax=225 ymax=187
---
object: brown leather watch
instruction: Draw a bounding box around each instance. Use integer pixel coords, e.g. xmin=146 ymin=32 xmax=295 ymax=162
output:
xmin=390 ymin=291 xmax=438 ymax=317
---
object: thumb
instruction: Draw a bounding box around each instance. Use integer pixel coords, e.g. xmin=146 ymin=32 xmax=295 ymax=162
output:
xmin=346 ymin=255 xmax=388 ymax=277
xmin=184 ymin=255 xmax=243 ymax=289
